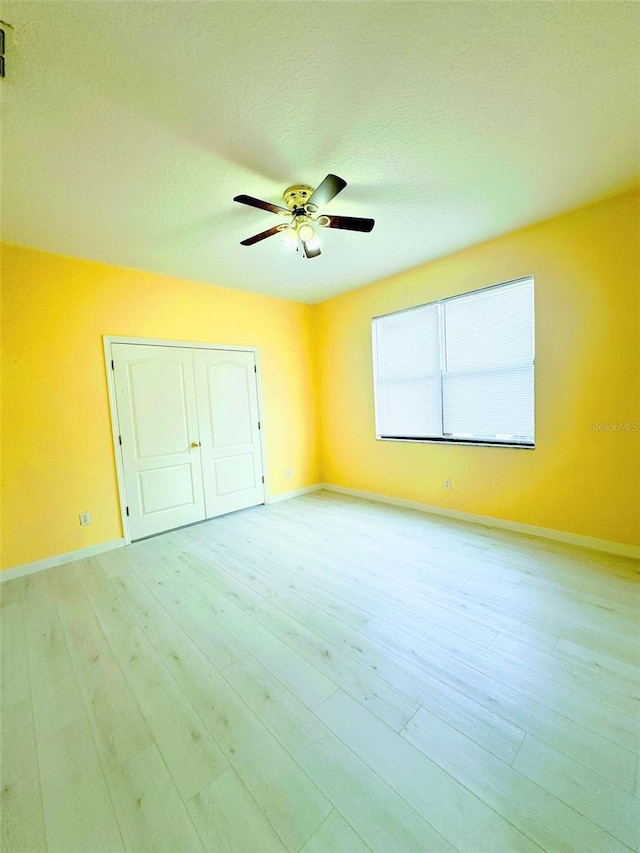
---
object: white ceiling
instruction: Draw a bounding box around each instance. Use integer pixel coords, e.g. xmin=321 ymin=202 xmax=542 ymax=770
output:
xmin=1 ymin=2 xmax=639 ymax=304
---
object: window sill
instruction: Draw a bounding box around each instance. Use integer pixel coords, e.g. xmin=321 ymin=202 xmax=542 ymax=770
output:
xmin=376 ymin=436 xmax=535 ymax=449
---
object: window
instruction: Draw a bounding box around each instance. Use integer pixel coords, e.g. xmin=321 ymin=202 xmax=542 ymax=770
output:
xmin=372 ymin=276 xmax=535 ymax=447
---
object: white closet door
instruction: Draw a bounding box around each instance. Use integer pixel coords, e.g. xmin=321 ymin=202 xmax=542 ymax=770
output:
xmin=113 ymin=344 xmax=206 ymax=540
xmin=193 ymin=348 xmax=264 ymax=519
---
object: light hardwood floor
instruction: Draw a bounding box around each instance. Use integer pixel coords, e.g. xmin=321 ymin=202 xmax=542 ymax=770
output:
xmin=1 ymin=491 xmax=639 ymax=852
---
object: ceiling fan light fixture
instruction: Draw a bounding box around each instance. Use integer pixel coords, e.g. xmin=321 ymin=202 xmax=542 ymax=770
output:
xmin=297 ymin=223 xmax=315 ymax=243
xmin=280 ymin=226 xmax=298 ymax=250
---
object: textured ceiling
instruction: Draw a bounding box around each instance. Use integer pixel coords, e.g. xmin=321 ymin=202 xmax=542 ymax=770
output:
xmin=1 ymin=2 xmax=639 ymax=303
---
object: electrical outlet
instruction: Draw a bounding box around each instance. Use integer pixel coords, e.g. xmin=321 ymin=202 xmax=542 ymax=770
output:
xmin=443 ymin=479 xmax=452 ymax=490
xmin=79 ymin=511 xmax=91 ymax=526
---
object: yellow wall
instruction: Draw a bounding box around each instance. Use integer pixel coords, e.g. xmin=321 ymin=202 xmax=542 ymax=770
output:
xmin=2 ymin=190 xmax=638 ymax=569
xmin=1 ymin=245 xmax=320 ymax=569
xmin=315 ymin=190 xmax=640 ymax=547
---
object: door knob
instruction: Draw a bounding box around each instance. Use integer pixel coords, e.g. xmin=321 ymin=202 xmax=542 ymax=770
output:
xmin=190 ymin=441 xmax=201 ymax=448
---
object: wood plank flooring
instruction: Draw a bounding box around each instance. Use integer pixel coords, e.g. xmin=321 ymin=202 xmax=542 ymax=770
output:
xmin=1 ymin=490 xmax=638 ymax=852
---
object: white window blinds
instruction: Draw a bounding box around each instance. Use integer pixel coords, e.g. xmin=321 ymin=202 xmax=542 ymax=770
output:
xmin=372 ymin=276 xmax=535 ymax=446
xmin=372 ymin=304 xmax=442 ymax=439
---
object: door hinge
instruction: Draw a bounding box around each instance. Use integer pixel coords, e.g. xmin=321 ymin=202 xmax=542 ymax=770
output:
xmin=254 ymin=364 xmax=257 ymax=373
xmin=126 ymin=506 xmax=129 ymax=517
xmin=0 ymin=27 xmax=6 ymax=79
xmin=111 ymin=359 xmax=115 ymax=371
xmin=118 ymin=435 xmax=122 ymax=446
xmin=261 ymin=475 xmax=265 ymax=484
xmin=258 ymin=421 xmax=261 ymax=430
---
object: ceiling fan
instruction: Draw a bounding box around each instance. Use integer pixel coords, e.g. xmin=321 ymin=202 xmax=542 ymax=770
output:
xmin=234 ymin=174 xmax=374 ymax=259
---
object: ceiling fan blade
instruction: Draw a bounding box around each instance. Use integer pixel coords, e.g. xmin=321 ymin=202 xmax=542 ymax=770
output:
xmin=234 ymin=194 xmax=290 ymax=216
xmin=302 ymin=240 xmax=321 ymax=259
xmin=240 ymin=225 xmax=285 ymax=246
xmin=318 ymin=215 xmax=375 ymax=232
xmin=308 ymin=174 xmax=347 ymax=207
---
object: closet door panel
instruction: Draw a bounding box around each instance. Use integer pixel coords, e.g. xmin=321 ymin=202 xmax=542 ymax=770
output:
xmin=113 ymin=344 xmax=206 ymax=540
xmin=193 ymin=350 xmax=265 ymax=518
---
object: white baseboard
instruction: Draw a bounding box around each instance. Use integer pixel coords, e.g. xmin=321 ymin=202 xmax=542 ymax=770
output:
xmin=267 ymin=484 xmax=322 ymax=504
xmin=321 ymin=483 xmax=640 ymax=559
xmin=0 ymin=538 xmax=126 ymax=583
